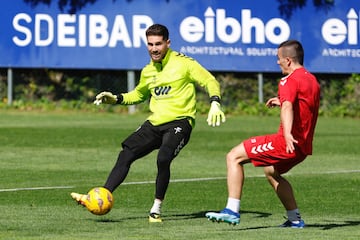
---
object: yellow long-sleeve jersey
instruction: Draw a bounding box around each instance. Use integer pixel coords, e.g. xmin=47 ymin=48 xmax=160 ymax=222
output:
xmin=121 ymin=49 xmax=221 ymax=127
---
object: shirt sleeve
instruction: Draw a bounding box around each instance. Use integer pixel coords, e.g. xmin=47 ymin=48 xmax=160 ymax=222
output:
xmin=279 ymin=76 xmax=297 ymax=105
xmin=121 ymin=70 xmax=151 ymax=105
xmin=188 ymin=60 xmax=221 ymax=98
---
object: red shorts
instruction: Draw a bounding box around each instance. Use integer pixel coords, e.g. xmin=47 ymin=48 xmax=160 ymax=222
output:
xmin=243 ymin=133 xmax=307 ymax=174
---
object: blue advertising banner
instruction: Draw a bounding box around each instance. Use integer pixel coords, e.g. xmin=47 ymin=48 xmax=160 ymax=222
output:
xmin=0 ymin=0 xmax=359 ymax=73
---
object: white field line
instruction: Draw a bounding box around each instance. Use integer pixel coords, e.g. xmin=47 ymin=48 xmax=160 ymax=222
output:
xmin=0 ymin=186 xmax=74 ymax=192
xmin=0 ymin=169 xmax=359 ymax=193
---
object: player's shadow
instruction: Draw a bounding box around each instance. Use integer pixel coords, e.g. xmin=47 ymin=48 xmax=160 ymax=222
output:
xmin=92 ymin=209 xmax=271 ymax=223
xmin=167 ymin=211 xmax=360 ymax=231
xmin=166 ymin=209 xmax=272 ymax=221
xmin=233 ymin=220 xmax=360 ymax=231
xmin=305 ymin=220 xmax=360 ymax=230
xmin=93 ymin=212 xmax=360 ymax=231
xmin=93 ymin=218 xmax=124 ymax=223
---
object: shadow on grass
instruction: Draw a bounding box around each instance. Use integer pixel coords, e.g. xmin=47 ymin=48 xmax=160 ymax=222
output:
xmin=91 ymin=209 xmax=272 ymax=223
xmin=93 ymin=212 xmax=360 ymax=231
xmin=306 ymin=220 xmax=360 ymax=230
xmin=166 ymin=209 xmax=272 ymax=221
xmin=222 ymin=220 xmax=360 ymax=231
xmin=94 ymin=218 xmax=124 ymax=223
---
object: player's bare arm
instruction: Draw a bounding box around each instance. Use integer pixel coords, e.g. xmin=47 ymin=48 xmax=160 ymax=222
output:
xmin=281 ymin=101 xmax=298 ymax=153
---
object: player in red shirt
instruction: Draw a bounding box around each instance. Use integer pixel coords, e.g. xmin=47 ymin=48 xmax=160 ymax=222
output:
xmin=206 ymin=40 xmax=320 ymax=228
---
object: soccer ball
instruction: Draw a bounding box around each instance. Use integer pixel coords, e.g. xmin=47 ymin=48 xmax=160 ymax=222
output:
xmin=86 ymin=187 xmax=114 ymax=215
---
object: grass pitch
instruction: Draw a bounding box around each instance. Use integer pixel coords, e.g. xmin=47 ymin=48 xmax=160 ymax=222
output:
xmin=0 ymin=110 xmax=359 ymax=240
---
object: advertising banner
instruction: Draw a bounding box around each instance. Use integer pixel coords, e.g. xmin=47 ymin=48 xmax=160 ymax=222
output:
xmin=0 ymin=0 xmax=359 ymax=73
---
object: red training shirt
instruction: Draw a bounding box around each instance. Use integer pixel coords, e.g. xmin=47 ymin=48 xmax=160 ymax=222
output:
xmin=278 ymin=67 xmax=320 ymax=155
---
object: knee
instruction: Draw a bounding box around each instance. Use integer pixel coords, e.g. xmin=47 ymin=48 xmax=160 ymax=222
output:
xmin=263 ymin=166 xmax=273 ymax=177
xmin=226 ymin=143 xmax=248 ymax=166
xmin=263 ymin=166 xmax=280 ymax=178
xmin=226 ymin=151 xmax=236 ymax=166
xmin=264 ymin=166 xmax=277 ymax=180
xmin=117 ymin=147 xmax=135 ymax=167
xmin=157 ymin=147 xmax=173 ymax=168
xmin=263 ymin=166 xmax=282 ymax=187
xmin=157 ymin=158 xmax=172 ymax=170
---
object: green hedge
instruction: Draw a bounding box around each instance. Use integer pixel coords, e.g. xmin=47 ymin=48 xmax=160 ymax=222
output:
xmin=0 ymin=69 xmax=359 ymax=118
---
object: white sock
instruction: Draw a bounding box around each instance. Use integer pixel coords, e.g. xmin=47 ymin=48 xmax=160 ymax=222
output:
xmin=225 ymin=197 xmax=240 ymax=213
xmin=150 ymin=199 xmax=162 ymax=214
xmin=287 ymin=209 xmax=301 ymax=222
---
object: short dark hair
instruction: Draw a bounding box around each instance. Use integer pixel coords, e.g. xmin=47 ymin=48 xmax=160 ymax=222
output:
xmin=278 ymin=40 xmax=304 ymax=65
xmin=146 ymin=24 xmax=169 ymax=41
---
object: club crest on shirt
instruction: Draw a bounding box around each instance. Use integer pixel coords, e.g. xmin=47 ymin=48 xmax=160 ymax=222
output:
xmin=280 ymin=79 xmax=287 ymax=86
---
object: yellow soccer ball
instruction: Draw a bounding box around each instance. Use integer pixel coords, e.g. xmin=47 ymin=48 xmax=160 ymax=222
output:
xmin=86 ymin=187 xmax=114 ymax=215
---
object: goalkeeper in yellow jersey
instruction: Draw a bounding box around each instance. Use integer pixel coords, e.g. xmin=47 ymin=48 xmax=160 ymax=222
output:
xmin=71 ymin=24 xmax=225 ymax=222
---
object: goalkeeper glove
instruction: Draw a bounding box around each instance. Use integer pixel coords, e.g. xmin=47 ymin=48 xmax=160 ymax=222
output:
xmin=207 ymin=101 xmax=226 ymax=127
xmin=93 ymin=91 xmax=119 ymax=105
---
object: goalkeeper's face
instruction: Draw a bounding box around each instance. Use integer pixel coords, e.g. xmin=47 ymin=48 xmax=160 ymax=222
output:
xmin=147 ymin=35 xmax=170 ymax=63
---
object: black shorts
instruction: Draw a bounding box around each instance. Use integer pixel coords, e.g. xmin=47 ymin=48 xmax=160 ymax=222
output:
xmin=122 ymin=119 xmax=193 ymax=159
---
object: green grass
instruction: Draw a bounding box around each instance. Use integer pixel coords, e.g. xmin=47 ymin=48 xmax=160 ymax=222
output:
xmin=0 ymin=110 xmax=359 ymax=240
